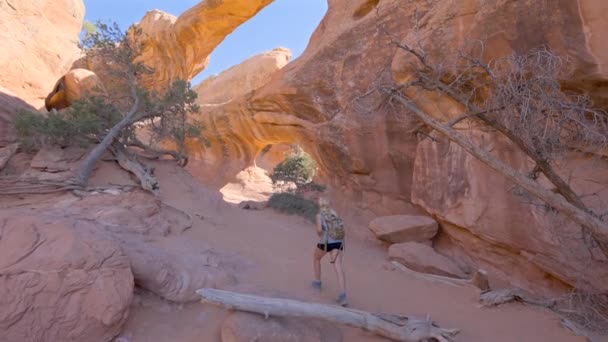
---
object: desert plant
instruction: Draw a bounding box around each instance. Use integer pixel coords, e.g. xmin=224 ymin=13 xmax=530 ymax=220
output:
xmin=15 ymin=96 xmax=121 ymax=150
xmin=271 ymin=145 xmax=318 ymax=191
xmin=267 ymin=192 xmax=319 ymax=222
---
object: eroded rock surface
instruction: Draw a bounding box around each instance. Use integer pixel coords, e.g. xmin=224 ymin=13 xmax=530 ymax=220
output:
xmin=0 ymin=0 xmax=84 ymax=107
xmin=181 ymin=0 xmax=608 ymax=295
xmin=0 ymin=215 xmax=133 ymax=342
xmin=81 ymin=0 xmax=275 ymax=93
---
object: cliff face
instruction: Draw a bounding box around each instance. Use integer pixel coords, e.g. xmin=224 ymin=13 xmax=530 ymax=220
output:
xmin=23 ymin=0 xmax=607 ymax=295
xmin=0 ymin=0 xmax=84 ymax=106
xmin=185 ymin=0 xmax=608 ymax=295
xmin=0 ymin=0 xmax=85 ymax=144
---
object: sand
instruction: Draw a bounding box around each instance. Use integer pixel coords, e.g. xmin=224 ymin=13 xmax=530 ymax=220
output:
xmin=115 ymin=162 xmax=584 ymax=342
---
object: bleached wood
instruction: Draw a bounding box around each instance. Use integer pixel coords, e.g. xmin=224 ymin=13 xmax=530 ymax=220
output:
xmin=197 ymin=288 xmax=459 ymax=342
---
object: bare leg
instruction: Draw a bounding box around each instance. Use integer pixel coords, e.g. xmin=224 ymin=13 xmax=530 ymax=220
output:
xmin=331 ymin=250 xmax=346 ymax=295
xmin=313 ymin=246 xmax=326 ymax=283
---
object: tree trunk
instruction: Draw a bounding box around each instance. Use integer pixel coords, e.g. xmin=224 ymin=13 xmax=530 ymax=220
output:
xmin=111 ymin=143 xmax=158 ymax=193
xmin=197 ymin=288 xmax=459 ymax=342
xmin=74 ymin=76 xmax=141 ymax=187
xmin=392 ymin=93 xmax=608 ymax=255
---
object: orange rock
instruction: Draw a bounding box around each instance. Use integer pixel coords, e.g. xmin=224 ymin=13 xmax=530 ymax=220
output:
xmin=369 ymin=215 xmax=438 ymax=244
xmin=0 ymin=0 xmax=84 ymax=108
xmin=0 ymin=214 xmax=133 ymax=342
xmin=134 ymin=0 xmax=275 ymax=91
xmin=181 ymin=0 xmax=608 ymax=296
xmin=45 ymin=69 xmax=107 ymax=110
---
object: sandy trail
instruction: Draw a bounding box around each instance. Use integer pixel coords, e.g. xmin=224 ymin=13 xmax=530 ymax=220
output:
xmin=119 ymin=162 xmax=584 ymax=342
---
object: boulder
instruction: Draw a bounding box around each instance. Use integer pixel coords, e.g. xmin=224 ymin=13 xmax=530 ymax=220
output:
xmin=221 ymin=312 xmax=342 ymax=342
xmin=0 ymin=215 xmax=133 ymax=342
xmin=369 ymin=215 xmax=438 ymax=244
xmin=45 ymin=69 xmax=107 ymax=110
xmin=389 ymin=242 xmax=466 ymax=278
xmin=122 ymin=238 xmax=237 ymax=303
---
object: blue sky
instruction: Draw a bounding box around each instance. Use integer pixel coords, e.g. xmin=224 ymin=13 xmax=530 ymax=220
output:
xmin=83 ymin=1 xmax=327 ymax=85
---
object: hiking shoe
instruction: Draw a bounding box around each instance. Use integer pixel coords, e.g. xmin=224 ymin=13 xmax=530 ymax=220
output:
xmin=337 ymin=292 xmax=348 ymax=307
xmin=311 ymin=280 xmax=322 ymax=290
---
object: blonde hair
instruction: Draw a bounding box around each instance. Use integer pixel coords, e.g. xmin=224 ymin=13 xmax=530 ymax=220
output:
xmin=318 ymin=197 xmax=331 ymax=209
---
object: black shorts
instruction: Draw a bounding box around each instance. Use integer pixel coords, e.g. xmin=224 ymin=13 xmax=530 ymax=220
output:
xmin=317 ymin=242 xmax=343 ymax=252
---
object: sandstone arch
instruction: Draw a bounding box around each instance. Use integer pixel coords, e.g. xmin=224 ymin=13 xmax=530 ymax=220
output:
xmin=183 ymin=0 xmax=608 ymax=295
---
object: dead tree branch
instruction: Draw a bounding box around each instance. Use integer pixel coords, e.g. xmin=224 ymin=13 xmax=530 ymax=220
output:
xmin=197 ymin=288 xmax=460 ymax=342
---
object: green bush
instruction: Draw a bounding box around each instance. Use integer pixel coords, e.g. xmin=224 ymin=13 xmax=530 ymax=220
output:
xmin=267 ymin=193 xmax=319 ymax=222
xmin=271 ymin=145 xmax=317 ymax=189
xmin=15 ymin=97 xmax=121 ymax=150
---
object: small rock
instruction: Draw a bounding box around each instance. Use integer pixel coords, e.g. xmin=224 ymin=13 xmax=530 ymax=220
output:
xmin=369 ymin=215 xmax=438 ymax=243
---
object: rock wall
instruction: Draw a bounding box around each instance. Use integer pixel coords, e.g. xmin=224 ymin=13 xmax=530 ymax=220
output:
xmin=0 ymin=0 xmax=84 ymax=108
xmin=0 ymin=0 xmax=84 ymax=145
xmin=184 ymin=0 xmax=608 ymax=295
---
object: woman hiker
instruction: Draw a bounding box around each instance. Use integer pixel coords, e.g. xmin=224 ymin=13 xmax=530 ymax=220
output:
xmin=312 ymin=196 xmax=348 ymax=306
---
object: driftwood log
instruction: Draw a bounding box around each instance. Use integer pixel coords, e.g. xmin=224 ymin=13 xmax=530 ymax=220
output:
xmin=197 ymin=288 xmax=459 ymax=342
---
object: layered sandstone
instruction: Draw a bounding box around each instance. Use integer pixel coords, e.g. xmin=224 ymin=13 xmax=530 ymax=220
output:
xmin=0 ymin=0 xmax=84 ymax=144
xmin=195 ymin=48 xmax=291 ymax=106
xmin=182 ymin=0 xmax=608 ymax=295
xmin=0 ymin=0 xmax=84 ymax=107
xmin=0 ymin=215 xmax=133 ymax=342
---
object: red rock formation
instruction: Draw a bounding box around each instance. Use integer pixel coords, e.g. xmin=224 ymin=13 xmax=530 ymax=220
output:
xmin=0 ymin=0 xmax=84 ymax=107
xmin=0 ymin=0 xmax=84 ymax=144
xmin=0 ymin=214 xmax=133 ymax=342
xmin=184 ymin=0 xmax=608 ymax=295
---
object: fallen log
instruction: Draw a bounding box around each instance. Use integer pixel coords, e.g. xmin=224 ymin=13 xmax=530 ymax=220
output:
xmin=391 ymin=261 xmax=490 ymax=291
xmin=197 ymin=288 xmax=459 ymax=342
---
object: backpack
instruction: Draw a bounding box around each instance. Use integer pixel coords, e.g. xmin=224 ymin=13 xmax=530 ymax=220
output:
xmin=322 ymin=209 xmax=345 ymax=241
